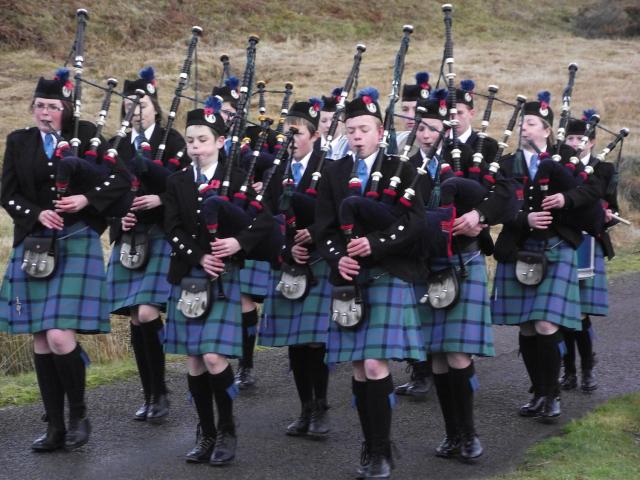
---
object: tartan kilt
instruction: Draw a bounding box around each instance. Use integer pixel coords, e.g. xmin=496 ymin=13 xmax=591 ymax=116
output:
xmin=164 ymin=266 xmax=243 ymax=357
xmin=415 ymin=251 xmax=495 ymax=357
xmin=239 ymin=260 xmax=270 ymax=298
xmin=259 ymin=259 xmax=331 ymax=347
xmin=0 ymin=223 xmax=110 ymax=334
xmin=326 ymin=269 xmax=426 ymax=365
xmin=491 ymin=237 xmax=582 ymax=330
xmin=579 ymin=242 xmax=609 ymax=316
xmin=106 ymin=227 xmax=172 ymax=315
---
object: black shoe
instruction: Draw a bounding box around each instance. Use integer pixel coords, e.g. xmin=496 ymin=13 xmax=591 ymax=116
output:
xmin=146 ymin=394 xmax=169 ymax=423
xmin=185 ymin=434 xmax=216 ymax=463
xmin=536 ymin=396 xmax=561 ymax=422
xmin=134 ymin=401 xmax=150 ymax=421
xmin=286 ymin=403 xmax=312 ymax=437
xmin=209 ymin=429 xmax=237 ymax=465
xmin=308 ymin=400 xmax=330 ymax=437
xmin=356 ymin=442 xmax=371 ymax=478
xmin=64 ymin=417 xmax=91 ymax=450
xmin=519 ymin=395 xmax=545 ymax=417
xmin=362 ymin=453 xmax=392 ymax=478
xmin=560 ymin=372 xmax=577 ymax=390
xmin=459 ymin=434 xmax=483 ymax=460
xmin=407 ymin=375 xmax=433 ymax=398
xmin=434 ymin=435 xmax=461 ymax=458
xmin=235 ymin=366 xmax=256 ymax=390
xmin=581 ymin=369 xmax=598 ymax=392
xmin=32 ymin=426 xmax=66 ymax=452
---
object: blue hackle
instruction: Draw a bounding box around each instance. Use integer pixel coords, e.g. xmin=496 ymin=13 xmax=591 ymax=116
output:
xmin=309 ymin=97 xmax=325 ymax=110
xmin=54 ymin=67 xmax=70 ymax=83
xmin=225 ymin=76 xmax=240 ymax=90
xmin=205 ymin=95 xmax=223 ymax=113
xmin=460 ymin=79 xmax=475 ymax=92
xmin=357 ymin=87 xmax=379 ymax=102
xmin=537 ymin=90 xmax=551 ymax=104
xmin=582 ymin=108 xmax=597 ymax=121
xmin=332 ymin=86 xmax=343 ymax=97
xmin=139 ymin=66 xmax=155 ymax=82
xmin=415 ymin=71 xmax=430 ymax=85
xmin=431 ymin=88 xmax=449 ymax=101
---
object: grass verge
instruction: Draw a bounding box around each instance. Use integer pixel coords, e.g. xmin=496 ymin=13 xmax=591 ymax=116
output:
xmin=494 ymin=392 xmax=640 ymax=480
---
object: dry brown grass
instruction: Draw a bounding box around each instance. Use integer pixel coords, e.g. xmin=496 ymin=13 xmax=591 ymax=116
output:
xmin=0 ymin=3 xmax=638 ymax=374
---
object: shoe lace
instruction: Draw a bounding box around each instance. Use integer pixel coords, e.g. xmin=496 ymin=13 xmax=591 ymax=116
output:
xmin=360 ymin=442 xmax=370 ymax=466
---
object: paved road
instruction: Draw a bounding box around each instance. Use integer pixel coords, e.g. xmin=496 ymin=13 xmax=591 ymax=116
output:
xmin=0 ymin=273 xmax=638 ymax=480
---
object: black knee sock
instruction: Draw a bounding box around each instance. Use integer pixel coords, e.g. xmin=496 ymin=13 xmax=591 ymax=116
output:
xmin=140 ymin=318 xmax=167 ymax=397
xmin=308 ymin=345 xmax=329 ymax=402
xmin=433 ymin=372 xmax=458 ymax=438
xmin=449 ymin=363 xmax=477 ymax=437
xmin=188 ymin=373 xmax=216 ymax=438
xmin=240 ymin=309 xmax=258 ymax=369
xmin=130 ymin=323 xmax=151 ymax=402
xmin=53 ymin=344 xmax=87 ymax=420
xmin=352 ymin=378 xmax=370 ymax=444
xmin=366 ymin=375 xmax=394 ymax=455
xmin=576 ymin=316 xmax=594 ymax=371
xmin=209 ymin=365 xmax=237 ymax=432
xmin=289 ymin=345 xmax=313 ymax=405
xmin=34 ymin=352 xmax=66 ymax=431
xmin=537 ymin=331 xmax=564 ymax=397
xmin=560 ymin=326 xmax=577 ymax=374
xmin=519 ymin=334 xmax=538 ymax=394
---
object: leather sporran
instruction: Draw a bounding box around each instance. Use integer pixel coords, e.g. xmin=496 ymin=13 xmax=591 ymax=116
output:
xmin=119 ymin=231 xmax=150 ymax=270
xmin=421 ymin=266 xmax=461 ymax=309
xmin=331 ymin=284 xmax=365 ymax=329
xmin=515 ymin=250 xmax=547 ymax=286
xmin=21 ymin=235 xmax=57 ymax=279
xmin=177 ymin=277 xmax=212 ymax=321
xmin=276 ymin=262 xmax=316 ymax=301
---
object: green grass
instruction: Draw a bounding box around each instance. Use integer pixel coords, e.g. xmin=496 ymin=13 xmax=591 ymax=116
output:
xmin=606 ymin=243 xmax=640 ymax=277
xmin=494 ymin=393 xmax=640 ymax=480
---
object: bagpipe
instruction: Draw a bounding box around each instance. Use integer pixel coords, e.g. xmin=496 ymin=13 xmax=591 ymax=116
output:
xmin=552 ymin=63 xmax=579 ymax=161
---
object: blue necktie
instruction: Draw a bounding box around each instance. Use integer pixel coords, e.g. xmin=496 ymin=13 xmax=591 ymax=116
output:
xmin=529 ymin=153 xmax=539 ymax=180
xmin=134 ymin=133 xmax=146 ymax=151
xmin=356 ymin=159 xmax=369 ymax=194
xmin=427 ymin=156 xmax=439 ymax=180
xmin=44 ymin=133 xmax=55 ymax=159
xmin=291 ymin=162 xmax=303 ymax=187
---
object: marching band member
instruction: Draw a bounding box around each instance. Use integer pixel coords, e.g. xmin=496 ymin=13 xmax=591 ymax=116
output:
xmin=106 ymin=66 xmax=186 ymax=422
xmin=0 ymin=69 xmax=130 ymax=451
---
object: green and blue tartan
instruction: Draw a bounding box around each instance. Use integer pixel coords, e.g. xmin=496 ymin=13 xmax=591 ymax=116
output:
xmin=164 ymin=266 xmax=243 ymax=357
xmin=415 ymin=251 xmax=495 ymax=357
xmin=579 ymin=241 xmax=609 ymax=316
xmin=0 ymin=223 xmax=110 ymax=334
xmin=326 ymin=269 xmax=426 ymax=365
xmin=239 ymin=260 xmax=270 ymax=298
xmin=259 ymin=259 xmax=331 ymax=347
xmin=491 ymin=237 xmax=582 ymax=330
xmin=106 ymin=227 xmax=172 ymax=315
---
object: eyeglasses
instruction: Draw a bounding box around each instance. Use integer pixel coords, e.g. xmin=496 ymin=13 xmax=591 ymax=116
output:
xmin=33 ymin=103 xmax=64 ymax=112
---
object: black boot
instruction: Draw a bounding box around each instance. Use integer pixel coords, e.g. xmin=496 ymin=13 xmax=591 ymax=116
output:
xmin=308 ymin=398 xmax=330 ymax=437
xmin=353 ymin=378 xmax=371 ymax=478
xmin=287 ymin=345 xmax=313 ymax=436
xmin=395 ymin=360 xmax=432 ymax=398
xmin=286 ymin=401 xmax=313 ymax=437
xmin=53 ymin=345 xmax=91 ymax=450
xmin=130 ymin=323 xmax=151 ymax=420
xmin=236 ymin=309 xmax=258 ymax=390
xmin=576 ymin=317 xmax=598 ymax=392
xmin=433 ymin=372 xmax=460 ymax=458
xmin=140 ymin=318 xmax=169 ymax=422
xmin=363 ymin=376 xmax=395 ymax=478
xmin=449 ymin=363 xmax=483 ymax=460
xmin=536 ymin=331 xmax=563 ymax=422
xmin=185 ymin=373 xmax=216 ymax=463
xmin=32 ymin=353 xmax=66 ymax=452
xmin=519 ymin=334 xmax=544 ymax=417
xmin=560 ymin=326 xmax=577 ymax=390
xmin=308 ymin=345 xmax=330 ymax=437
xmin=209 ymin=365 xmax=238 ymax=465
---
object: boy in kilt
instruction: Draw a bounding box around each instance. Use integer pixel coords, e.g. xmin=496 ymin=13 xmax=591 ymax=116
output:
xmin=315 ymin=87 xmax=350 ymax=160
xmin=106 ymin=66 xmax=186 ymax=422
xmin=315 ymin=87 xmax=427 ymax=478
xmin=408 ymin=89 xmax=514 ymax=460
xmin=492 ymin=92 xmax=604 ymax=421
xmin=163 ymin=97 xmax=274 ymax=466
xmin=259 ymin=98 xmax=332 ymax=438
xmin=0 ymin=69 xmax=130 ymax=451
xmin=559 ymin=110 xmax=618 ymax=392
xmin=212 ymin=77 xmax=262 ymax=390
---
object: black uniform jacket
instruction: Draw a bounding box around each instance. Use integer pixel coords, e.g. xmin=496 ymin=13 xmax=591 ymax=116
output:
xmin=108 ymin=125 xmax=186 ymax=243
xmin=465 ymin=130 xmax=499 ymax=165
xmin=2 ymin=121 xmax=130 ymax=246
xmin=163 ymin=158 xmax=275 ymax=285
xmin=408 ymin=141 xmax=516 ymax=255
xmin=588 ymin=154 xmax=619 ymax=259
xmin=314 ymin=153 xmax=425 ymax=285
xmin=494 ymin=144 xmax=604 ymax=263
